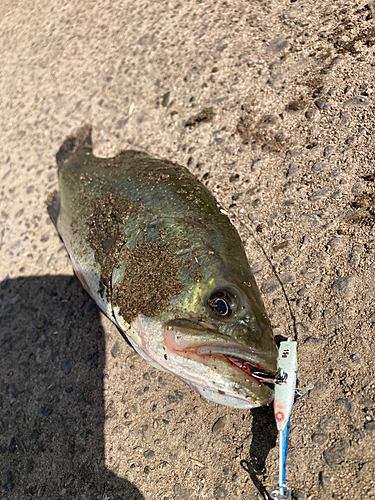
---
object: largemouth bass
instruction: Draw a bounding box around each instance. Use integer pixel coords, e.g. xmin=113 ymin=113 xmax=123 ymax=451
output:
xmin=48 ymin=126 xmax=278 ymax=408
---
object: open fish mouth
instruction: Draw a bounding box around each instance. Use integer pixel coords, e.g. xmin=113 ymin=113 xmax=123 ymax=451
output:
xmin=226 ymin=356 xmax=277 ymax=385
xmin=194 ymin=345 xmax=276 ymax=386
xmin=164 ymin=319 xmax=277 ymax=387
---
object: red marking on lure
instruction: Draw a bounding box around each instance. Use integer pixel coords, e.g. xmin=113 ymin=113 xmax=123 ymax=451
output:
xmin=275 ymin=411 xmax=284 ymax=422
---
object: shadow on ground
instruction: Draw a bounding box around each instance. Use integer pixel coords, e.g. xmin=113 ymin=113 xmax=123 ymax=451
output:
xmin=0 ymin=275 xmax=144 ymax=500
xmin=241 ymin=405 xmax=278 ymax=499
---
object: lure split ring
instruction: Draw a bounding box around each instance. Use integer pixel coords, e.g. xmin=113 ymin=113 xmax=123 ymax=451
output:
xmin=268 ymin=484 xmax=291 ymax=500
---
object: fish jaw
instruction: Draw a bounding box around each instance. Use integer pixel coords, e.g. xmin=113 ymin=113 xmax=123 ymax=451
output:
xmin=120 ymin=315 xmax=276 ymax=409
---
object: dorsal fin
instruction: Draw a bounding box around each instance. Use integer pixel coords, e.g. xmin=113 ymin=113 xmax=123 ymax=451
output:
xmin=56 ymin=125 xmax=92 ymax=171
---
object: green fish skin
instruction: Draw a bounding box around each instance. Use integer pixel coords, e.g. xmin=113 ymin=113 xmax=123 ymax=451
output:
xmin=48 ymin=126 xmax=278 ymax=409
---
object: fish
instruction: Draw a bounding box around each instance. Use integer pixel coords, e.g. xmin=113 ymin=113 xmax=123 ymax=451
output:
xmin=47 ymin=125 xmax=278 ymax=409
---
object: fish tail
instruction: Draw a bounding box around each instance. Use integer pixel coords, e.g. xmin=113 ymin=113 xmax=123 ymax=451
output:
xmin=56 ymin=125 xmax=92 ymax=171
xmin=46 ymin=190 xmax=61 ymax=227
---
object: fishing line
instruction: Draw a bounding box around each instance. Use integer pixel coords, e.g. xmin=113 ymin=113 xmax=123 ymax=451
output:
xmin=227 ymin=208 xmax=298 ymax=341
xmin=245 ymin=221 xmax=298 ymax=342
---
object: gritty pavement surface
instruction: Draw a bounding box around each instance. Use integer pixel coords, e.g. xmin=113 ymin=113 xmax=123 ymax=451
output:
xmin=1 ymin=1 xmax=375 ymax=499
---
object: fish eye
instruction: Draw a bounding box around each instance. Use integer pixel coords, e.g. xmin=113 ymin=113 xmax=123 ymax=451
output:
xmin=207 ymin=290 xmax=235 ymax=318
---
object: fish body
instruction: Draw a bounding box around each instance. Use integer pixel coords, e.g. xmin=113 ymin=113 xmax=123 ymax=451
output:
xmin=49 ymin=126 xmax=278 ymax=408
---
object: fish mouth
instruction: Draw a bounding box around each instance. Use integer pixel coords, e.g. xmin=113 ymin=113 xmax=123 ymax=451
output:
xmin=195 ymin=345 xmax=276 ymax=386
xmin=164 ymin=319 xmax=277 ymax=387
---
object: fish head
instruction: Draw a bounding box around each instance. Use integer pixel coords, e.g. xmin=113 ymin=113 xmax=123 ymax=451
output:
xmin=114 ymin=273 xmax=278 ymax=409
xmin=165 ymin=277 xmax=278 ymax=408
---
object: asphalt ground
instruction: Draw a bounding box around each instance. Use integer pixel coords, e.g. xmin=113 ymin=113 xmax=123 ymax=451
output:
xmin=1 ymin=1 xmax=375 ymax=499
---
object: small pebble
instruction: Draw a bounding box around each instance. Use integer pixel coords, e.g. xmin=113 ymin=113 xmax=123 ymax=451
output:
xmin=364 ymin=422 xmax=375 ymax=432
xmin=185 ymin=108 xmax=214 ymax=126
xmin=344 ymin=96 xmax=370 ymax=107
xmin=136 ymin=388 xmax=144 ymax=396
xmin=174 ymin=484 xmax=190 ymax=498
xmin=352 ymin=428 xmax=365 ymax=440
xmin=319 ymin=416 xmax=339 ymax=432
xmin=293 ymin=491 xmax=305 ymax=500
xmin=214 ymin=485 xmax=228 ymax=499
xmin=213 ymin=97 xmax=227 ymax=104
xmin=304 ymin=337 xmax=323 ymax=345
xmin=30 ymin=429 xmax=39 ymax=441
xmin=261 ymin=278 xmax=280 ymax=294
xmin=161 ymin=91 xmax=170 ymax=107
xmin=350 ymin=354 xmax=360 ymax=363
xmin=229 ymin=173 xmax=239 ymax=182
xmin=312 ymin=162 xmax=329 ymax=172
xmin=167 ymin=390 xmax=185 ymax=404
xmin=332 ymin=274 xmax=356 ymax=298
xmin=42 ymin=404 xmax=52 ymax=416
xmin=212 ymin=416 xmax=226 ymax=433
xmin=8 ymin=437 xmax=17 ymax=453
xmin=323 ymin=439 xmax=349 ymax=467
xmin=335 ymin=398 xmax=354 ymax=412
xmin=311 ymin=433 xmax=328 ymax=446
xmin=358 ymin=398 xmax=375 ymax=407
xmin=340 ymin=111 xmax=350 ymax=125
xmin=267 ymin=36 xmax=290 ymax=54
xmin=111 ymin=343 xmax=120 ymax=358
xmin=64 ymin=474 xmax=74 ymax=487
xmin=324 ymin=145 xmax=335 ymax=157
xmin=287 ymin=164 xmax=298 ymax=176
xmin=308 ymin=187 xmax=330 ymax=202
xmin=314 ymin=100 xmax=332 ymax=109
xmin=166 ymin=409 xmax=175 ymax=419
xmin=3 ymin=471 xmax=14 ymax=491
xmin=351 ymin=181 xmax=366 ymax=195
xmin=251 ymin=157 xmax=267 ymax=170
xmin=64 ymin=359 xmax=71 ymax=375
xmin=327 ymin=237 xmax=342 ymax=248
xmin=326 ymin=315 xmax=339 ymax=330
xmin=300 ymin=214 xmax=319 ymax=227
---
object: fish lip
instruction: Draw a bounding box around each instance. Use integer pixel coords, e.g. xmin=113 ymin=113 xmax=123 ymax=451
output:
xmin=164 ymin=318 xmax=277 ymax=384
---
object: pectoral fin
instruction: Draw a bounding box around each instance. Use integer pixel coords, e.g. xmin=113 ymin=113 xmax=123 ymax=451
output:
xmin=46 ymin=190 xmax=61 ymax=228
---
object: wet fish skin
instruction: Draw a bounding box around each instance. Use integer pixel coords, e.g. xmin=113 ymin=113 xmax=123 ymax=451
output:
xmin=49 ymin=126 xmax=278 ymax=409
